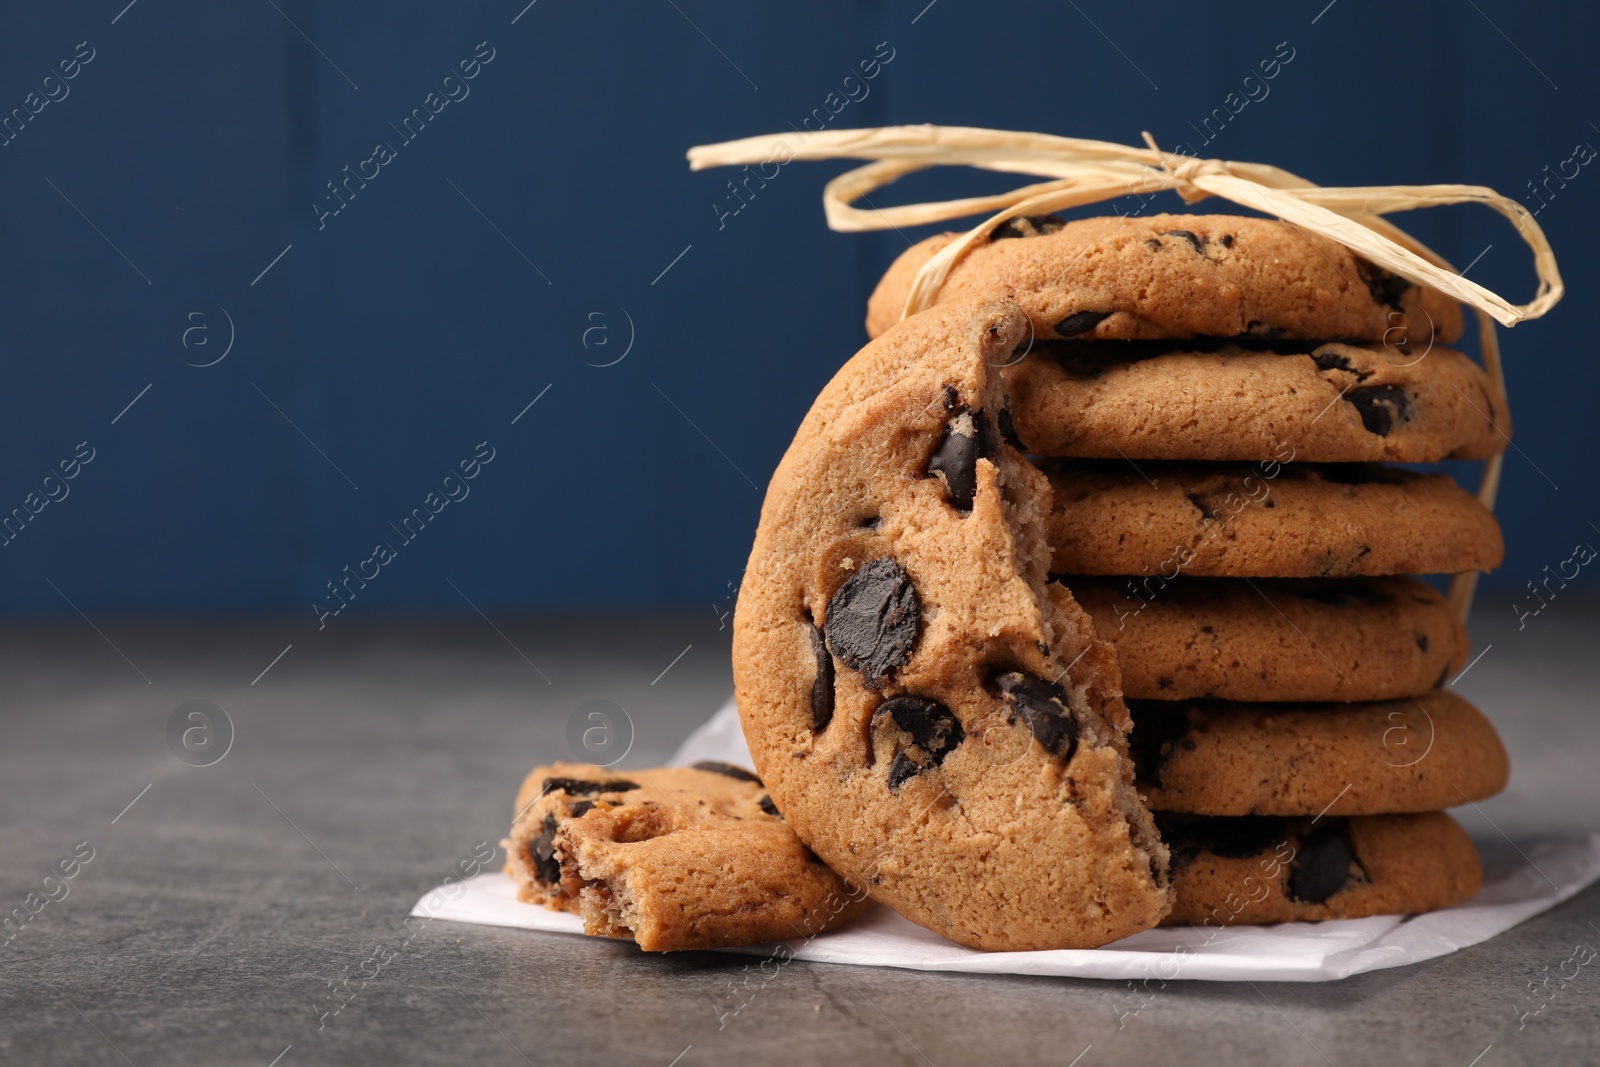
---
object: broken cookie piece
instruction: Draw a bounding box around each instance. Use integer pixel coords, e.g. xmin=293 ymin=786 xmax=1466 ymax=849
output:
xmin=503 ymin=762 xmax=872 ymax=951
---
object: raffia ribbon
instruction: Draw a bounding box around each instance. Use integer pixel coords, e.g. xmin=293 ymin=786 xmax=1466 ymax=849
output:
xmin=688 ymin=125 xmax=1567 ymax=620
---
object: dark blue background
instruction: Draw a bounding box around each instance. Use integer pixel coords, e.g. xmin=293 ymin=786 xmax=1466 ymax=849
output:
xmin=0 ymin=0 xmax=1594 ymax=620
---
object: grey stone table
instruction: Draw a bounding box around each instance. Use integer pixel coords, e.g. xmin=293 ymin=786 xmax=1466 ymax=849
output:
xmin=3 ymin=598 xmax=1598 ymax=1066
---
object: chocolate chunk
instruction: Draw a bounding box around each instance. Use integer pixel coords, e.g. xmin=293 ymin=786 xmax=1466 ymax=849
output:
xmin=1161 ymin=228 xmax=1207 ymax=254
xmin=825 ymin=559 xmax=922 ymax=687
xmin=1127 ymin=703 xmax=1194 ymax=788
xmin=1220 ymin=234 xmax=1234 ymax=248
xmin=991 ymin=214 xmax=1067 ymax=240
xmin=872 ymin=695 xmax=964 ymax=790
xmin=1287 ymin=820 xmax=1365 ymax=904
xmin=997 ymin=400 xmax=1024 ymax=450
xmin=1355 ymin=258 xmax=1413 ymax=310
xmin=1345 ymin=385 xmax=1408 ymax=436
xmin=1311 ymin=350 xmax=1359 ymax=375
xmin=530 ymin=814 xmax=561 ymax=884
xmin=995 ymin=671 xmax=1079 ymax=759
xmin=806 ymin=619 xmax=836 ymax=731
xmin=1055 ymin=310 xmax=1112 ymax=337
xmin=567 ymin=800 xmax=595 ymax=818
xmin=758 ymin=794 xmax=780 ymax=817
xmin=693 ymin=761 xmax=762 ymax=784
xmin=541 ymin=777 xmax=641 ymax=796
xmin=928 ymin=408 xmax=989 ymax=510
xmin=1184 ymin=492 xmax=1221 ymax=522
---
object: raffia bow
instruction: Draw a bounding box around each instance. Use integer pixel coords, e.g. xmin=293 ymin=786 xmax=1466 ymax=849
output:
xmin=688 ymin=125 xmax=1567 ymax=619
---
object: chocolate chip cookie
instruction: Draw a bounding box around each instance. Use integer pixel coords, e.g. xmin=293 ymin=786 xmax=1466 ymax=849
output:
xmin=733 ymin=296 xmax=1172 ymax=951
xmin=867 ymin=213 xmax=1463 ymax=345
xmin=1005 ymin=341 xmax=1507 ymax=463
xmin=503 ymin=762 xmax=871 ymax=951
xmin=1159 ymin=811 xmax=1481 ymax=925
xmin=1046 ymin=462 xmax=1503 ymax=578
xmin=1130 ymin=690 xmax=1508 ymax=815
xmin=1068 ymin=575 xmax=1468 ymax=702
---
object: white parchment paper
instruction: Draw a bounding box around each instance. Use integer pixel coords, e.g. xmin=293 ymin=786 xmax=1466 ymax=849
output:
xmin=415 ymin=696 xmax=1600 ymax=981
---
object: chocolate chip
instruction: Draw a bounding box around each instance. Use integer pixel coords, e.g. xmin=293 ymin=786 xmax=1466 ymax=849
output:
xmin=1287 ymin=820 xmax=1366 ymax=904
xmin=825 ymin=558 xmax=922 ymax=687
xmin=758 ymin=794 xmax=780 ymax=816
xmin=1145 ymin=237 xmax=1162 ymax=251
xmin=1345 ymin=385 xmax=1409 ymax=436
xmin=856 ymin=515 xmax=881 ymax=530
xmin=872 ymin=695 xmax=964 ymax=790
xmin=1220 ymin=234 xmax=1234 ymax=248
xmin=1055 ymin=310 xmax=1112 ymax=337
xmin=1355 ymin=258 xmax=1413 ymax=311
xmin=693 ymin=761 xmax=762 ymax=784
xmin=1161 ymin=228 xmax=1207 ymax=255
xmin=927 ymin=406 xmax=998 ymax=511
xmin=806 ymin=619 xmax=835 ymax=731
xmin=567 ymin=800 xmax=595 ymax=818
xmin=991 ymin=214 xmax=1067 ymax=240
xmin=1128 ymin=704 xmax=1195 ymax=788
xmin=1415 ymin=634 xmax=1429 ymax=653
xmin=530 ymin=814 xmax=561 ymax=884
xmin=541 ymin=777 xmax=641 ymax=796
xmin=995 ymin=671 xmax=1079 ymax=759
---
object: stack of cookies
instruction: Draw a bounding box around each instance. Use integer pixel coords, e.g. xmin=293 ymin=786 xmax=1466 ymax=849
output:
xmin=866 ymin=213 xmax=1509 ymax=926
xmin=506 ymin=212 xmax=1513 ymax=955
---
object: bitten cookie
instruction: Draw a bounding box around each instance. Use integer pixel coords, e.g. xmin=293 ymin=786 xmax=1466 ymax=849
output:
xmin=1130 ymin=690 xmax=1509 ymax=816
xmin=867 ymin=213 xmax=1462 ymax=345
xmin=1005 ymin=341 xmax=1507 ymax=463
xmin=1159 ymin=811 xmax=1482 ymax=925
xmin=733 ymin=296 xmax=1172 ymax=951
xmin=1046 ymin=461 xmax=1504 ymax=578
xmin=503 ymin=762 xmax=872 ymax=951
xmin=1067 ymin=575 xmax=1469 ymax=702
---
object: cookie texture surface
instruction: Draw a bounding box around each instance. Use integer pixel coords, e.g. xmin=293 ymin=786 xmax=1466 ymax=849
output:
xmin=1046 ymin=462 xmax=1503 ymax=578
xmin=503 ymin=762 xmax=871 ymax=951
xmin=1005 ymin=341 xmax=1507 ymax=463
xmin=733 ymin=297 xmax=1172 ymax=951
xmin=867 ymin=214 xmax=1463 ymax=345
xmin=1159 ymin=811 xmax=1481 ymax=925
xmin=1068 ymin=575 xmax=1469 ymax=702
xmin=1130 ymin=690 xmax=1508 ymax=816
